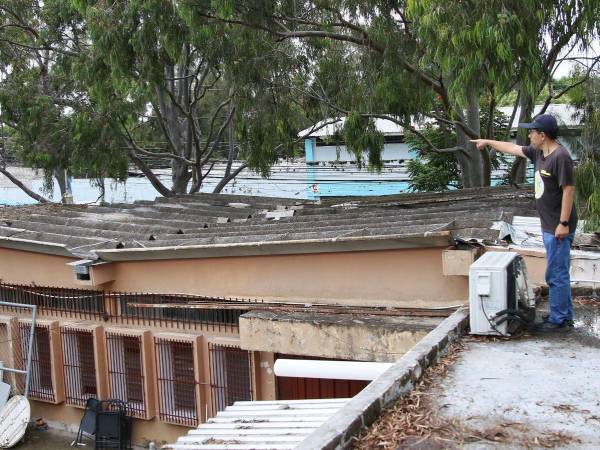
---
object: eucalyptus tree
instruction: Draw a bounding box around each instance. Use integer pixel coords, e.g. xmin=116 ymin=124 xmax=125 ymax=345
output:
xmin=1 ymin=0 xmax=309 ymax=202
xmin=67 ymin=0 xmax=231 ymax=195
xmin=0 ymin=0 xmax=129 ymax=202
xmin=73 ymin=0 xmax=315 ymax=196
xmin=200 ymin=0 xmax=600 ymax=188
xmin=568 ymin=72 xmax=600 ymax=231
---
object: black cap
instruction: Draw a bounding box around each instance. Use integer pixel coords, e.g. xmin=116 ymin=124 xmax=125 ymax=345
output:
xmin=518 ymin=114 xmax=558 ymax=136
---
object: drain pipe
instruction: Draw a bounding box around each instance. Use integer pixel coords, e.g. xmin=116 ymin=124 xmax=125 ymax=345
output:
xmin=274 ymin=359 xmax=394 ymax=381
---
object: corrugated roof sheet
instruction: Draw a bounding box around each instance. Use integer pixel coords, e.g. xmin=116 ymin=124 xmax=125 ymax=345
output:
xmin=165 ymin=398 xmax=349 ymax=450
xmin=0 ymin=186 xmax=543 ymax=260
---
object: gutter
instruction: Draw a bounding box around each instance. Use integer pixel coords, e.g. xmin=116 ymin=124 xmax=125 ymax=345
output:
xmin=95 ymin=231 xmax=454 ymax=262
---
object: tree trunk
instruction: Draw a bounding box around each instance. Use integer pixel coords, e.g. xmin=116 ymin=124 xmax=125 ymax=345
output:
xmin=455 ymin=92 xmax=485 ymax=188
xmin=510 ymin=88 xmax=534 ymax=183
xmin=213 ymin=163 xmax=247 ymax=193
xmin=128 ymin=151 xmax=173 ymax=197
xmin=455 ymin=130 xmax=472 ymax=187
xmin=171 ymin=159 xmax=191 ymax=194
xmin=213 ymin=101 xmax=241 ymax=194
xmin=53 ymin=168 xmax=67 ymax=201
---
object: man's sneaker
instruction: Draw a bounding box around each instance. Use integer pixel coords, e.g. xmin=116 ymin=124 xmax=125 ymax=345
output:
xmin=541 ymin=314 xmax=574 ymax=327
xmin=533 ymin=320 xmax=571 ymax=332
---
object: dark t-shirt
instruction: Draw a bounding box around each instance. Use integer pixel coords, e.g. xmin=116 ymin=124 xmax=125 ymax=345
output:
xmin=522 ymin=145 xmax=578 ymax=233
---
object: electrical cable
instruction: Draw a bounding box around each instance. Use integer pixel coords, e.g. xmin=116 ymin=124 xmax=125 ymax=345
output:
xmin=479 ymin=294 xmax=509 ymax=338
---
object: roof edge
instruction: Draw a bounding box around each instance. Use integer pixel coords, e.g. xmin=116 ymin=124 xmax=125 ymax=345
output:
xmin=0 ymin=236 xmax=73 ymax=258
xmin=95 ymin=232 xmax=454 ymax=262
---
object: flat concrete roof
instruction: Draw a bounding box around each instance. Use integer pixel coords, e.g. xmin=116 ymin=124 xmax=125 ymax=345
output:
xmin=243 ymin=310 xmax=445 ymax=332
xmin=427 ymin=300 xmax=600 ymax=448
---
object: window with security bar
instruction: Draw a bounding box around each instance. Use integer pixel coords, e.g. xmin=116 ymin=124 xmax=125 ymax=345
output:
xmin=61 ymin=328 xmax=97 ymax=407
xmin=18 ymin=323 xmax=55 ymax=402
xmin=106 ymin=333 xmax=146 ymax=418
xmin=208 ymin=344 xmax=253 ymax=415
xmin=155 ymin=338 xmax=199 ymax=426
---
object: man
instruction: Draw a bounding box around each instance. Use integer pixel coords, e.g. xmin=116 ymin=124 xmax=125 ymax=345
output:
xmin=471 ymin=114 xmax=577 ymax=331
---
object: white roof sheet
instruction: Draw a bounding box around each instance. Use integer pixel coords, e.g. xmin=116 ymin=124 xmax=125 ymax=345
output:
xmin=498 ymin=103 xmax=581 ymax=130
xmin=165 ymin=398 xmax=349 ymax=450
xmin=300 ymin=104 xmax=581 ymax=138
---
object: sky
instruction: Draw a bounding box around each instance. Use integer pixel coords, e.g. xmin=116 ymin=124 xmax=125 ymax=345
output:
xmin=552 ymin=40 xmax=600 ymax=78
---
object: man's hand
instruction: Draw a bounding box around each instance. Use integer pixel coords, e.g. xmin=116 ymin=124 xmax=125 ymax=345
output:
xmin=555 ymin=223 xmax=569 ymax=239
xmin=469 ymin=139 xmax=526 ymax=157
xmin=470 ymin=139 xmax=489 ymax=150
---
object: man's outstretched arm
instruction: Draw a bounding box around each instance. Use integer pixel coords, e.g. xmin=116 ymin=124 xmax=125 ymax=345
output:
xmin=470 ymin=139 xmax=526 ymax=158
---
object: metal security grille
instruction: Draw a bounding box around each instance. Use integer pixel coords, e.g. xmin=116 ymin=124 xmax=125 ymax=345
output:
xmin=19 ymin=323 xmax=54 ymax=402
xmin=61 ymin=328 xmax=97 ymax=407
xmin=155 ymin=338 xmax=198 ymax=426
xmin=106 ymin=333 xmax=146 ymax=418
xmin=0 ymin=283 xmax=105 ymax=319
xmin=208 ymin=344 xmax=253 ymax=415
xmin=116 ymin=293 xmax=243 ymax=332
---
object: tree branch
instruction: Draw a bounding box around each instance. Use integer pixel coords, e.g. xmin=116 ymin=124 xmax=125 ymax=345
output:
xmin=537 ymin=56 xmax=600 ymax=115
xmin=0 ymin=166 xmax=51 ymax=203
xmin=119 ymin=118 xmax=195 ymax=165
xmin=197 ymin=96 xmax=231 ymax=162
xmin=125 ymin=149 xmax=173 ymax=197
xmin=212 ymin=162 xmax=248 ymax=193
xmin=199 ymin=104 xmax=235 ymax=167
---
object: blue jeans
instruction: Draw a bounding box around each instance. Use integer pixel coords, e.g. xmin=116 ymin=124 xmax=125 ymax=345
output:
xmin=542 ymin=231 xmax=575 ymax=324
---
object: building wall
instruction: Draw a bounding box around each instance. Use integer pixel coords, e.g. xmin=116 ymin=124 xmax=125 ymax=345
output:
xmin=312 ymin=142 xmax=413 ymax=162
xmin=0 ymin=308 xmax=260 ymax=446
xmin=0 ymin=247 xmax=470 ymax=307
xmin=104 ymin=248 xmax=469 ymax=308
xmin=32 ymin=401 xmax=191 ymax=446
xmin=0 ymin=245 xmax=471 ymax=444
xmin=0 ymin=248 xmax=79 ymax=287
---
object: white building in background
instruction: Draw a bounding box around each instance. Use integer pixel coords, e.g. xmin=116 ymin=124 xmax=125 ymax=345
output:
xmin=301 ymin=104 xmax=582 ymax=164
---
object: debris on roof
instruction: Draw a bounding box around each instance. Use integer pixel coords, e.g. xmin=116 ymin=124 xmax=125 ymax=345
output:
xmin=165 ymin=399 xmax=349 ymax=450
xmin=1 ymin=185 xmax=592 ymax=262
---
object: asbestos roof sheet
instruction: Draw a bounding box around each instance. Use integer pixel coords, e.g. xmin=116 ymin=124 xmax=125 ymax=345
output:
xmin=0 ymin=185 xmax=541 ymax=260
xmin=165 ymin=398 xmax=349 ymax=450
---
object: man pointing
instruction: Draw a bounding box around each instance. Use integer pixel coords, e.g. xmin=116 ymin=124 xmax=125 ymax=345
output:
xmin=471 ymin=114 xmax=577 ymax=331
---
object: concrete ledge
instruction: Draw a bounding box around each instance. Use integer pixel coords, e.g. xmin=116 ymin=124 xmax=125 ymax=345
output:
xmin=296 ymin=307 xmax=469 ymax=450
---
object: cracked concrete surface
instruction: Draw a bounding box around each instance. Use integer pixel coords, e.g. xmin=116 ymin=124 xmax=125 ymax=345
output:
xmin=429 ymin=301 xmax=600 ymax=449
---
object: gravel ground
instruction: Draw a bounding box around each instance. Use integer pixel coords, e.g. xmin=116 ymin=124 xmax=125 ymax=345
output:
xmin=354 ymin=298 xmax=600 ymax=449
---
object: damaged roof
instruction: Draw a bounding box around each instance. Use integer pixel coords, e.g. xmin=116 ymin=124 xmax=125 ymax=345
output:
xmin=0 ymin=185 xmax=552 ymax=261
xmin=166 ymin=398 xmax=350 ymax=450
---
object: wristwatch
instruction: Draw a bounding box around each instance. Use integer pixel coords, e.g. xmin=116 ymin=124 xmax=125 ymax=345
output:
xmin=560 ymin=220 xmax=569 ymax=226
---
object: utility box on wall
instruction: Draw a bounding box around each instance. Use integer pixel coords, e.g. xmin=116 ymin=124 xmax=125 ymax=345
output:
xmin=442 ymin=248 xmax=479 ymax=276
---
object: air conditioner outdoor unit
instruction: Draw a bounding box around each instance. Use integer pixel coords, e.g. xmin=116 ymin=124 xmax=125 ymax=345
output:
xmin=469 ymin=251 xmax=535 ymax=336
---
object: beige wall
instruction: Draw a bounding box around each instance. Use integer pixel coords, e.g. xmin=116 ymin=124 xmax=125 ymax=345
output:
xmin=485 ymin=247 xmax=547 ymax=286
xmin=0 ymin=248 xmax=78 ymax=287
xmin=0 ymin=247 xmax=469 ymax=307
xmin=106 ymin=248 xmax=469 ymax=308
xmin=0 ymin=245 xmax=471 ymax=444
xmin=240 ymin=313 xmax=438 ymax=362
xmin=31 ymin=401 xmax=189 ymax=446
xmin=0 ymin=315 xmax=248 ymax=446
